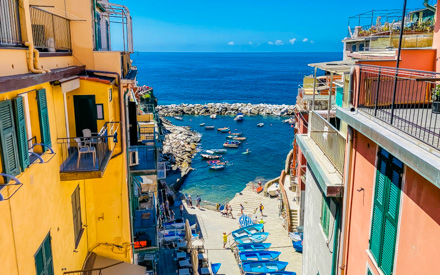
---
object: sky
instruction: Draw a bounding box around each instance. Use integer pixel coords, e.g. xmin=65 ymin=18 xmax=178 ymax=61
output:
xmin=111 ymin=0 xmax=435 ymax=52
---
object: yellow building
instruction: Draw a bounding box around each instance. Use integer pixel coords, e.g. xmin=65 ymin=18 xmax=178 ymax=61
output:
xmin=0 ymin=0 xmax=152 ymax=274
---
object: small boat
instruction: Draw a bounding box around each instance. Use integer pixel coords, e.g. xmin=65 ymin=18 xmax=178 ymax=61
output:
xmin=210 ymin=149 xmax=227 ymax=154
xmin=257 ymin=123 xmax=264 ymax=127
xmin=232 ymin=224 xmax=264 ymax=239
xmin=234 ymin=233 xmax=269 ymax=244
xmin=205 ymin=126 xmax=215 ymax=130
xmin=233 ymin=136 xmax=247 ymax=141
xmin=204 ymin=150 xmax=215 ymax=155
xmin=292 ymin=240 xmax=303 ymax=253
xmin=241 ymin=260 xmax=288 ymax=274
xmin=207 ymin=160 xmax=221 ymax=165
xmin=237 ymin=243 xmax=272 ymax=252
xmin=239 ymin=251 xmax=281 ymax=262
xmin=200 ymin=123 xmax=206 ymax=126
xmin=267 ymin=184 xmax=279 ymax=197
xmin=230 ymin=132 xmax=242 ymax=136
xmin=256 ymin=186 xmax=263 ymax=193
xmin=210 ymin=114 xmax=217 ymax=119
xmin=223 ymin=141 xmax=241 ymax=148
xmin=209 ymin=165 xmax=225 ymax=170
xmin=175 ymin=116 xmax=183 ymax=121
xmin=218 ymin=127 xmax=230 ymax=132
xmin=242 ymin=150 xmax=251 ymax=155
xmin=289 ymin=232 xmax=302 ymax=242
xmin=201 ymin=154 xmax=221 ymax=160
xmin=235 ymin=113 xmax=244 ymax=121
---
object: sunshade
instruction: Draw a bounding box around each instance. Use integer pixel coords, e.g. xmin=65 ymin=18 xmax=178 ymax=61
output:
xmin=239 ymin=214 xmax=254 ymax=228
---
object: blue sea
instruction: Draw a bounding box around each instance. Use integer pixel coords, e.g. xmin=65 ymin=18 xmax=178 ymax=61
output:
xmin=133 ymin=52 xmax=341 ymax=203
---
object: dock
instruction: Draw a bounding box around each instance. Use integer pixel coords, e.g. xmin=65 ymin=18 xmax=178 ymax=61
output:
xmin=180 ymin=184 xmax=303 ymax=274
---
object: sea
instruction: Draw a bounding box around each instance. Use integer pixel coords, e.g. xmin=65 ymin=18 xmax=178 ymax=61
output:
xmin=133 ymin=52 xmax=342 ymax=203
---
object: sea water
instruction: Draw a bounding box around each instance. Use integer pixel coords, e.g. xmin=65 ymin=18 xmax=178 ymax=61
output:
xmin=133 ymin=52 xmax=341 ymax=203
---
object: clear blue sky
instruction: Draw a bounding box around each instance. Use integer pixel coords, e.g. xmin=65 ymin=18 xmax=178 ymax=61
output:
xmin=112 ymin=0 xmax=434 ymax=52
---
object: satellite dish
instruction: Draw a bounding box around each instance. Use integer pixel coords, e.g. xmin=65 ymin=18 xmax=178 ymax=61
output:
xmin=0 ymin=193 xmax=4 ymax=201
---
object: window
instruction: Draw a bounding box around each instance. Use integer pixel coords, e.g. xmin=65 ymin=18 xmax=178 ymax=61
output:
xmin=0 ymin=100 xmax=21 ymax=177
xmin=370 ymin=148 xmax=403 ymax=275
xmin=37 ymin=89 xmax=51 ymax=150
xmin=34 ymin=233 xmax=54 ymax=275
xmin=71 ymin=185 xmax=83 ymax=247
xmin=13 ymin=97 xmax=30 ymax=171
xmin=321 ymin=196 xmax=331 ymax=237
xmin=0 ymin=0 xmax=22 ymax=47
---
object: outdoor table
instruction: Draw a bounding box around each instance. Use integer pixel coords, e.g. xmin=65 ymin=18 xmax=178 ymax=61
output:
xmin=179 ymin=259 xmax=191 ymax=268
xmin=178 ymin=268 xmax=190 ymax=275
xmin=200 ymin=267 xmax=211 ymax=275
xmin=177 ymin=252 xmax=187 ymax=259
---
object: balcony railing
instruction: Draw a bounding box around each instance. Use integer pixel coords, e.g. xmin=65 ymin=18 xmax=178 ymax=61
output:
xmin=129 ymin=146 xmax=157 ymax=172
xmin=30 ymin=6 xmax=71 ymax=51
xmin=0 ymin=0 xmax=22 ymax=46
xmin=356 ymin=65 xmax=440 ymax=150
xmin=310 ymin=111 xmax=346 ymax=173
xmin=58 ymin=122 xmax=119 ymax=174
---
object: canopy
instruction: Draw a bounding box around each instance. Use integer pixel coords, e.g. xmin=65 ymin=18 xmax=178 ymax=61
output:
xmin=239 ymin=215 xmax=254 ymax=228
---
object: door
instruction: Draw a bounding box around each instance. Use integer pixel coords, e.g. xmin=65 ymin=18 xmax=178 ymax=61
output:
xmin=74 ymin=95 xmax=97 ymax=137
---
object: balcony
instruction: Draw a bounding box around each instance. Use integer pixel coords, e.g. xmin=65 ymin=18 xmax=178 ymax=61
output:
xmin=0 ymin=0 xmax=22 ymax=47
xmin=309 ymin=111 xmax=345 ymax=174
xmin=58 ymin=122 xmax=119 ymax=180
xmin=355 ymin=65 xmax=440 ymax=150
xmin=30 ymin=6 xmax=71 ymax=52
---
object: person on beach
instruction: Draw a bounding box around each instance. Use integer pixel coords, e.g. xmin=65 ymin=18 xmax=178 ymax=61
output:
xmin=229 ymin=207 xmax=234 ymax=218
xmin=240 ymin=204 xmax=244 ymax=215
xmin=223 ymin=232 xmax=231 ymax=248
xmin=180 ymin=202 xmax=184 ymax=217
xmin=196 ymin=195 xmax=201 ymax=209
xmin=259 ymin=218 xmax=265 ymax=232
xmin=188 ymin=195 xmax=193 ymax=207
xmin=170 ymin=210 xmax=175 ymax=220
xmin=259 ymin=203 xmax=264 ymax=216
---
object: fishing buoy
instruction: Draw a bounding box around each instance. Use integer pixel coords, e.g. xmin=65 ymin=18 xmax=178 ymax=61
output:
xmin=291 ymin=125 xmax=294 ymax=128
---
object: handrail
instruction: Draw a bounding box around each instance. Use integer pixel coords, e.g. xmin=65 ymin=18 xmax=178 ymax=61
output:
xmin=63 ymin=261 xmax=124 ymax=274
xmin=0 ymin=174 xmax=23 ymax=201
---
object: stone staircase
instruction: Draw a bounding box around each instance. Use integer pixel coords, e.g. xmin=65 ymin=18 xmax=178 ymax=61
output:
xmin=289 ymin=209 xmax=299 ymax=232
xmin=228 ymin=185 xmax=263 ymax=217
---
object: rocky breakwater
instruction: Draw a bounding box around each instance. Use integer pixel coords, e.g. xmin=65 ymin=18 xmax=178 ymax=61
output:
xmin=156 ymin=103 xmax=295 ymax=117
xmin=161 ymin=118 xmax=201 ymax=168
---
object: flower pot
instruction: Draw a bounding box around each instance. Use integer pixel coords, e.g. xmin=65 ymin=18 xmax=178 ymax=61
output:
xmin=432 ymin=101 xmax=440 ymax=114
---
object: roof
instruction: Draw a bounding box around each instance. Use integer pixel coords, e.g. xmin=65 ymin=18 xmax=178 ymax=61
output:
xmin=308 ymin=60 xmax=355 ymax=73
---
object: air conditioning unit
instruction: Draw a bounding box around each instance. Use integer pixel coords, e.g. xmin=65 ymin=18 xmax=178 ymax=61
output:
xmin=129 ymin=150 xmax=139 ymax=166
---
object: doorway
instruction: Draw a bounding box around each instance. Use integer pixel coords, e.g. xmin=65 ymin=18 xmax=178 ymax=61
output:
xmin=74 ymin=95 xmax=98 ymax=137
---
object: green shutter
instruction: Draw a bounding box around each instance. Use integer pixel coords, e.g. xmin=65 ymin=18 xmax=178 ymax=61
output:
xmin=35 ymin=233 xmax=54 ymax=275
xmin=37 ymin=89 xmax=51 ymax=150
xmin=367 ymin=269 xmax=373 ymax=275
xmin=13 ymin=97 xmax=30 ymax=171
xmin=0 ymin=100 xmax=21 ymax=177
xmin=321 ymin=197 xmax=331 ymax=236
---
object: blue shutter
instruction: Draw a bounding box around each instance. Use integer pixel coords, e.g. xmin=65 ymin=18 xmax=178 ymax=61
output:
xmin=0 ymin=100 xmax=21 ymax=177
xmin=37 ymin=89 xmax=51 ymax=150
xmin=13 ymin=97 xmax=30 ymax=171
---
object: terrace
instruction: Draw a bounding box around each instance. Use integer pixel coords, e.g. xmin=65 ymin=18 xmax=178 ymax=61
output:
xmin=58 ymin=122 xmax=119 ymax=180
xmin=355 ymin=65 xmax=440 ymax=150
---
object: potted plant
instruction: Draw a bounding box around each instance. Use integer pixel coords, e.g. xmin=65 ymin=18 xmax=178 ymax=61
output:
xmin=432 ymin=85 xmax=440 ymax=114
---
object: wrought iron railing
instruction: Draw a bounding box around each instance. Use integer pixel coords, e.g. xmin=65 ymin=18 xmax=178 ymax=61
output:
xmin=356 ymin=65 xmax=440 ymax=150
xmin=0 ymin=0 xmax=22 ymax=46
xmin=310 ymin=111 xmax=346 ymax=173
xmin=58 ymin=122 xmax=119 ymax=172
xmin=30 ymin=6 xmax=71 ymax=51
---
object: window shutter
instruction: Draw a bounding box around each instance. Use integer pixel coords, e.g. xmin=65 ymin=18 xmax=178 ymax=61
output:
xmin=0 ymin=100 xmax=21 ymax=177
xmin=13 ymin=97 xmax=30 ymax=171
xmin=43 ymin=235 xmax=54 ymax=275
xmin=37 ymin=89 xmax=51 ymax=150
xmin=370 ymin=153 xmax=387 ymax=262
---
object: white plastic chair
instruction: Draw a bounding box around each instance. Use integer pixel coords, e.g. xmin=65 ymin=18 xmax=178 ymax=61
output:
xmin=74 ymin=138 xmax=96 ymax=169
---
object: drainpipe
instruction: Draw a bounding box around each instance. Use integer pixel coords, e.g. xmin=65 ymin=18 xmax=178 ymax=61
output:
xmin=348 ymin=66 xmax=355 ymax=109
xmin=424 ymin=0 xmax=436 ymax=12
xmin=331 ymin=205 xmax=340 ymax=275
xmin=24 ymin=42 xmax=46 ymax=74
xmin=33 ymin=48 xmax=51 ymax=73
xmin=338 ymin=126 xmax=353 ymax=275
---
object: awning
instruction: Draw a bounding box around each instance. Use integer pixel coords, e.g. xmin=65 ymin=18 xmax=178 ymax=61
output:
xmin=308 ymin=60 xmax=355 ymax=74
xmin=31 ymin=6 xmax=86 ymax=21
xmin=92 ymin=255 xmax=146 ymax=275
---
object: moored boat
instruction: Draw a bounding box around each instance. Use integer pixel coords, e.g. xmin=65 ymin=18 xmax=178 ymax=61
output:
xmin=218 ymin=127 xmax=230 ymax=132
xmin=230 ymin=132 xmax=243 ymax=136
xmin=241 ymin=260 xmax=288 ymax=274
xmin=237 ymin=243 xmax=272 ymax=252
xmin=210 ymin=114 xmax=217 ymax=119
xmin=234 ymin=232 xmax=269 ymax=244
xmin=257 ymin=123 xmax=264 ymax=127
xmin=175 ymin=116 xmax=183 ymax=121
xmin=205 ymin=126 xmax=215 ymax=130
xmin=232 ymin=224 xmax=264 ymax=239
xmin=267 ymin=183 xmax=279 ymax=197
xmin=292 ymin=240 xmax=303 ymax=253
xmin=233 ymin=136 xmax=247 ymax=141
xmin=223 ymin=141 xmax=241 ymax=148
xmin=200 ymin=123 xmax=206 ymax=126
xmin=235 ymin=113 xmax=244 ymax=121
xmin=209 ymin=165 xmax=226 ymax=170
xmin=239 ymin=251 xmax=281 ymax=262
xmin=210 ymin=149 xmax=227 ymax=154
xmin=201 ymin=154 xmax=221 ymax=159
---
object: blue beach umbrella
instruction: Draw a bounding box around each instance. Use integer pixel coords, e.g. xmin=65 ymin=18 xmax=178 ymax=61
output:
xmin=239 ymin=214 xmax=254 ymax=228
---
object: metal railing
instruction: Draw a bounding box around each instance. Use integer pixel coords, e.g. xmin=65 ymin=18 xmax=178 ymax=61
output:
xmin=356 ymin=65 xmax=440 ymax=149
xmin=0 ymin=0 xmax=22 ymax=46
xmin=129 ymin=145 xmax=157 ymax=171
xmin=310 ymin=111 xmax=346 ymax=173
xmin=63 ymin=261 xmax=124 ymax=275
xmin=58 ymin=122 xmax=119 ymax=172
xmin=30 ymin=6 xmax=71 ymax=51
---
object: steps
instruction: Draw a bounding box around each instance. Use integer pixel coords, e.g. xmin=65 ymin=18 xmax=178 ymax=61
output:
xmin=289 ymin=209 xmax=299 ymax=232
xmin=228 ymin=186 xmax=263 ymax=217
